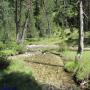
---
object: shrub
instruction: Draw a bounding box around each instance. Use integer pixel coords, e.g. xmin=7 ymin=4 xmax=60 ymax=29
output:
xmin=6 ymin=42 xmax=26 ymax=54
xmin=64 ymin=61 xmax=78 ymax=73
xmin=0 ymin=54 xmax=10 ymax=70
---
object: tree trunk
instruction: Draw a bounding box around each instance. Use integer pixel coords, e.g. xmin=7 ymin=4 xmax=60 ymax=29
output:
xmin=43 ymin=0 xmax=51 ymax=36
xmin=76 ymin=0 xmax=84 ymax=61
xmin=15 ymin=0 xmax=22 ymax=44
xmin=21 ymin=0 xmax=32 ymax=44
xmin=15 ymin=0 xmax=18 ymax=40
xmin=21 ymin=12 xmax=29 ymax=44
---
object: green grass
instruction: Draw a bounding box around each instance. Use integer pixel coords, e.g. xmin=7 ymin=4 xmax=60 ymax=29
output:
xmin=6 ymin=59 xmax=32 ymax=74
xmin=0 ymin=58 xmax=41 ymax=90
xmin=63 ymin=50 xmax=90 ymax=80
xmin=64 ymin=61 xmax=78 ymax=73
xmin=25 ymin=37 xmax=63 ymax=45
xmin=0 ymin=49 xmax=17 ymax=56
xmin=76 ymin=51 xmax=90 ymax=80
xmin=63 ymin=51 xmax=76 ymax=60
xmin=0 ymin=41 xmax=26 ymax=56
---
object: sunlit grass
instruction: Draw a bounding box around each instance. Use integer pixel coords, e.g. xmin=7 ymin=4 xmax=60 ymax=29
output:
xmin=77 ymin=51 xmax=90 ymax=80
xmin=63 ymin=50 xmax=90 ymax=80
xmin=0 ymin=58 xmax=41 ymax=90
xmin=0 ymin=49 xmax=17 ymax=56
xmin=25 ymin=37 xmax=62 ymax=45
xmin=63 ymin=50 xmax=77 ymax=60
xmin=5 ymin=59 xmax=32 ymax=75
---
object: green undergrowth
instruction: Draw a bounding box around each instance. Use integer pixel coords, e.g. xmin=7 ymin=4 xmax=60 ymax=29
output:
xmin=0 ymin=57 xmax=41 ymax=90
xmin=0 ymin=41 xmax=41 ymax=89
xmin=64 ymin=61 xmax=78 ymax=73
xmin=0 ymin=55 xmax=10 ymax=71
xmin=0 ymin=41 xmax=26 ymax=56
xmin=25 ymin=37 xmax=62 ymax=45
xmin=76 ymin=52 xmax=90 ymax=80
xmin=6 ymin=59 xmax=32 ymax=74
xmin=0 ymin=49 xmax=17 ymax=56
xmin=63 ymin=51 xmax=90 ymax=81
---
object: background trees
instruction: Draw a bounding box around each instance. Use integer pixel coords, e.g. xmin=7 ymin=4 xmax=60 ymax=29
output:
xmin=0 ymin=0 xmax=89 ymax=46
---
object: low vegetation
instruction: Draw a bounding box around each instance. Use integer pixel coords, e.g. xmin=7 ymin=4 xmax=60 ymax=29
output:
xmin=63 ymin=51 xmax=90 ymax=87
xmin=64 ymin=61 xmax=78 ymax=73
xmin=0 ymin=41 xmax=26 ymax=56
xmin=0 ymin=55 xmax=40 ymax=90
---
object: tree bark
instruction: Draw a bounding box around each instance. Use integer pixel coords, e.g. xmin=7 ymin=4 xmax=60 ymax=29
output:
xmin=21 ymin=0 xmax=32 ymax=44
xmin=43 ymin=0 xmax=51 ymax=36
xmin=15 ymin=0 xmax=18 ymax=39
xmin=15 ymin=0 xmax=22 ymax=44
xmin=76 ymin=0 xmax=84 ymax=61
xmin=21 ymin=12 xmax=29 ymax=44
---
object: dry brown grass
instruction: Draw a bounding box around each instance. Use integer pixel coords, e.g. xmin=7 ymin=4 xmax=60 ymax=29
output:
xmin=24 ymin=53 xmax=76 ymax=88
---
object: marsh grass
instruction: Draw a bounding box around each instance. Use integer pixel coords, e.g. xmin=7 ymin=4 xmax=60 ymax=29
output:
xmin=63 ymin=51 xmax=90 ymax=81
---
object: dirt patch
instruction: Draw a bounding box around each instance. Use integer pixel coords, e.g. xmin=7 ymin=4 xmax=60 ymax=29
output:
xmin=24 ymin=53 xmax=76 ymax=88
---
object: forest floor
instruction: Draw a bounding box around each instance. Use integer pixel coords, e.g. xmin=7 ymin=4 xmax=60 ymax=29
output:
xmin=8 ymin=45 xmax=79 ymax=90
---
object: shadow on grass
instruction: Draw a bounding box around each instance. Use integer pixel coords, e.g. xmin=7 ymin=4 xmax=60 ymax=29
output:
xmin=0 ymin=60 xmax=10 ymax=70
xmin=0 ymin=56 xmax=10 ymax=70
xmin=0 ymin=72 xmax=79 ymax=90
xmin=0 ymin=55 xmax=79 ymax=90
xmin=0 ymin=56 xmax=41 ymax=90
xmin=0 ymin=72 xmax=42 ymax=90
xmin=0 ymin=68 xmax=80 ymax=90
xmin=42 ymin=84 xmax=79 ymax=90
xmin=0 ymin=72 xmax=78 ymax=90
